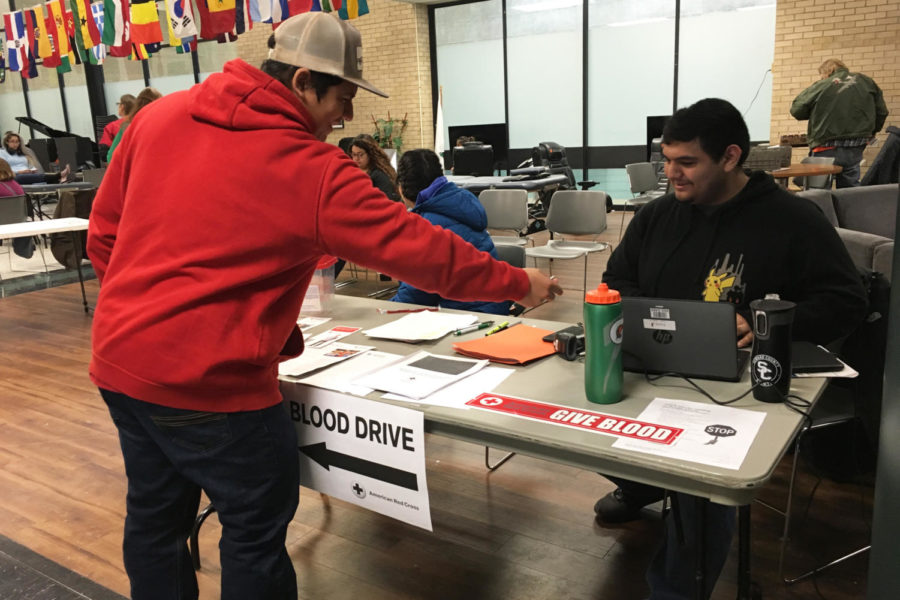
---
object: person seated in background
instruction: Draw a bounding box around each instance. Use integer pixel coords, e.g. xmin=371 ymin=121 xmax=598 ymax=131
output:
xmin=391 ymin=148 xmax=511 ymax=315
xmin=107 ymin=88 xmax=163 ymax=162
xmin=349 ymin=134 xmax=400 ymax=201
xmin=99 ymin=93 xmax=136 ymax=155
xmin=0 ymin=158 xmax=35 ymax=258
xmin=0 ymin=132 xmax=71 ymax=184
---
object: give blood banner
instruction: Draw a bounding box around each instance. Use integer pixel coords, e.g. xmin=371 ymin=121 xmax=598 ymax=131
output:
xmin=466 ymin=393 xmax=683 ymax=445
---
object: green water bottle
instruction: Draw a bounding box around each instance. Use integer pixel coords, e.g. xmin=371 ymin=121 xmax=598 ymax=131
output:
xmin=584 ymin=283 xmax=624 ymax=404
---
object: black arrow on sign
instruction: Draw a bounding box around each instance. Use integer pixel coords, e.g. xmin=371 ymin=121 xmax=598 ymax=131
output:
xmin=299 ymin=442 xmax=419 ymax=491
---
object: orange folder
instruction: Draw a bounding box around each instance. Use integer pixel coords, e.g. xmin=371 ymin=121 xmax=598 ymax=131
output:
xmin=452 ymin=323 xmax=556 ymax=365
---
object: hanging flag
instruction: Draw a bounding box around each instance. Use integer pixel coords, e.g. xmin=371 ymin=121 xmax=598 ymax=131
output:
xmin=47 ymin=0 xmax=74 ymax=71
xmin=270 ymin=0 xmax=288 ymax=24
xmin=174 ymin=34 xmax=196 ymax=53
xmin=195 ymin=0 xmax=235 ymax=39
xmin=338 ymin=0 xmax=366 ymax=20
xmin=164 ymin=0 xmax=197 ymax=39
xmin=101 ymin=0 xmax=124 ymax=46
xmin=287 ymin=0 xmax=313 ymax=17
xmin=434 ymin=87 xmax=445 ymax=169
xmin=107 ymin=0 xmax=131 ymax=57
xmin=4 ymin=11 xmax=30 ymax=73
xmin=30 ymin=6 xmax=54 ymax=59
xmin=130 ymin=41 xmax=148 ymax=60
xmin=90 ymin=2 xmax=106 ymax=63
xmin=249 ymin=0 xmax=271 ymax=24
xmin=41 ymin=8 xmax=62 ymax=67
xmin=22 ymin=10 xmax=39 ymax=79
xmin=70 ymin=0 xmax=101 ymax=49
xmin=234 ymin=0 xmax=252 ymax=34
xmin=131 ymin=0 xmax=163 ymax=44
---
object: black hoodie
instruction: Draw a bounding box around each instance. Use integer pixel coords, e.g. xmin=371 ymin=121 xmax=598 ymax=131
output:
xmin=603 ymin=172 xmax=867 ymax=345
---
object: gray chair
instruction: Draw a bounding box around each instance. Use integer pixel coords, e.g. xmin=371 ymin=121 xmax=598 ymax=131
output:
xmin=525 ymin=190 xmax=610 ymax=295
xmin=797 ymin=156 xmax=835 ymax=190
xmin=479 ymin=189 xmax=529 ymax=247
xmin=622 ymin=162 xmax=665 ymax=240
xmin=0 ymin=194 xmax=47 ymax=274
xmin=493 ymin=244 xmax=525 ymax=268
xmin=770 ymin=391 xmax=871 ymax=584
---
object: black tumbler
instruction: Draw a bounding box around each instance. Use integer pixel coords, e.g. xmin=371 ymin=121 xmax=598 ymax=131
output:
xmin=749 ymin=296 xmax=796 ymax=403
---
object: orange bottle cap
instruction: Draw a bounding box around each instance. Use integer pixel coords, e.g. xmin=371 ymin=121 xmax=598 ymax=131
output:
xmin=585 ymin=283 xmax=621 ymax=304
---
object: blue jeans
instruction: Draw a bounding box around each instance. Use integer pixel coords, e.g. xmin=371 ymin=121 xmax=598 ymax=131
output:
xmin=102 ymin=389 xmax=300 ymax=600
xmin=812 ymin=146 xmax=865 ymax=188
xmin=607 ymin=477 xmax=735 ymax=600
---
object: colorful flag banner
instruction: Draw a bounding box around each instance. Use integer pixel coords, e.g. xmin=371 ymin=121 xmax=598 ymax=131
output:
xmin=249 ymin=0 xmax=271 ymax=24
xmin=164 ymin=0 xmax=197 ymax=39
xmin=130 ymin=0 xmax=163 ymax=44
xmin=4 ymin=11 xmax=30 ymax=72
xmin=270 ymin=0 xmax=288 ymax=23
xmin=107 ymin=0 xmax=131 ymax=57
xmin=338 ymin=0 xmax=367 ymax=20
xmin=48 ymin=0 xmax=75 ymax=71
xmin=195 ymin=0 xmax=235 ymax=39
xmin=90 ymin=2 xmax=106 ymax=63
xmin=30 ymin=7 xmax=54 ymax=59
xmin=41 ymin=8 xmax=62 ymax=68
xmin=102 ymin=0 xmax=124 ymax=46
xmin=234 ymin=0 xmax=252 ymax=34
xmin=71 ymin=0 xmax=101 ymax=49
xmin=22 ymin=10 xmax=40 ymax=78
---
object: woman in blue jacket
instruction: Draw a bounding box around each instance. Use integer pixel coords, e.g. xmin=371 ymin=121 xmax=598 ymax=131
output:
xmin=391 ymin=149 xmax=511 ymax=315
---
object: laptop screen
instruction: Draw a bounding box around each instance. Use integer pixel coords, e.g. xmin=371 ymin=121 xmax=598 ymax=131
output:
xmin=621 ymin=297 xmax=747 ymax=382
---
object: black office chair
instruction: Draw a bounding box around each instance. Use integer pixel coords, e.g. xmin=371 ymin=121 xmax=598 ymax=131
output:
xmin=531 ymin=142 xmax=609 ymax=214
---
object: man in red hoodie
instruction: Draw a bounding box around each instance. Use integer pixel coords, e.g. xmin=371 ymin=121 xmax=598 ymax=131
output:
xmin=88 ymin=12 xmax=561 ymax=600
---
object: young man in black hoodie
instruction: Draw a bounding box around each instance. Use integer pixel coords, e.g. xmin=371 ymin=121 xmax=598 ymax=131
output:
xmin=595 ymin=98 xmax=867 ymax=599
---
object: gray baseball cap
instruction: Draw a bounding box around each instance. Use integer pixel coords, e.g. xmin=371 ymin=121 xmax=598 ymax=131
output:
xmin=269 ymin=12 xmax=388 ymax=98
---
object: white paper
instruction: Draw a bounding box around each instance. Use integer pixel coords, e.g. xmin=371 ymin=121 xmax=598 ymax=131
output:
xmin=305 ymin=326 xmax=361 ymax=349
xmin=297 ymin=316 xmax=331 ymax=332
xmin=383 ymin=366 xmax=515 ymax=408
xmin=294 ymin=350 xmax=402 ymax=395
xmin=279 ymin=343 xmax=374 ymax=378
xmin=364 ymin=311 xmax=477 ymax=342
xmin=612 ymin=397 xmax=766 ymax=470
xmin=354 ymin=351 xmax=488 ymax=400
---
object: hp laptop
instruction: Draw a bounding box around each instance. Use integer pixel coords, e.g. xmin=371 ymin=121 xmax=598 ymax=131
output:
xmin=622 ymin=297 xmax=750 ymax=382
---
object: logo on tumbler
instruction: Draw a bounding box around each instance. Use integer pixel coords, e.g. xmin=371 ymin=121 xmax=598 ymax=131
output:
xmin=751 ymin=354 xmax=782 ymax=387
xmin=609 ymin=318 xmax=624 ymax=344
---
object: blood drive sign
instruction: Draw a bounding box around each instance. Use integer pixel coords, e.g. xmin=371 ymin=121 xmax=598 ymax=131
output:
xmin=466 ymin=393 xmax=683 ymax=445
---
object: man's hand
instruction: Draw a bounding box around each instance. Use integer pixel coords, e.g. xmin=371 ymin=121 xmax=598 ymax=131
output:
xmin=736 ymin=313 xmax=754 ymax=348
xmin=518 ymin=269 xmax=564 ymax=307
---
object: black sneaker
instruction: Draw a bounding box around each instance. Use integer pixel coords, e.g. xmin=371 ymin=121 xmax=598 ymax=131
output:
xmin=593 ymin=488 xmax=649 ymax=524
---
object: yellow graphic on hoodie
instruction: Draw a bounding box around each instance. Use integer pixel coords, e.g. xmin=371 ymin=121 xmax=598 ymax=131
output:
xmin=703 ymin=252 xmax=745 ymax=304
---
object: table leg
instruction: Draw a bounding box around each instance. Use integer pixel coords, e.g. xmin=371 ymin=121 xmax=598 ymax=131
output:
xmin=71 ymin=230 xmax=90 ymax=314
xmin=737 ymin=504 xmax=752 ymax=599
xmin=695 ymin=497 xmax=707 ymax=600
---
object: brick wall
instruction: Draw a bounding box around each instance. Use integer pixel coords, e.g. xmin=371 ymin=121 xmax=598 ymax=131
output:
xmin=770 ymin=0 xmax=900 ymax=167
xmin=235 ymin=0 xmax=434 ymax=152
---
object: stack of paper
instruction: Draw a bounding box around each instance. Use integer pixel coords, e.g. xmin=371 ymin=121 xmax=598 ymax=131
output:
xmin=452 ymin=323 xmax=556 ymax=365
xmin=353 ymin=351 xmax=488 ymax=399
xmin=364 ymin=311 xmax=477 ymax=342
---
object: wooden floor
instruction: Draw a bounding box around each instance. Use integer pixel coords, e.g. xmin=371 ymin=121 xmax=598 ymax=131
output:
xmin=0 ymin=210 xmax=874 ymax=599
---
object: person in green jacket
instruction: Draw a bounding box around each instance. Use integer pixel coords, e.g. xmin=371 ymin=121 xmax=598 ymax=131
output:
xmin=790 ymin=58 xmax=889 ymax=188
xmin=108 ymin=87 xmax=163 ymax=163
